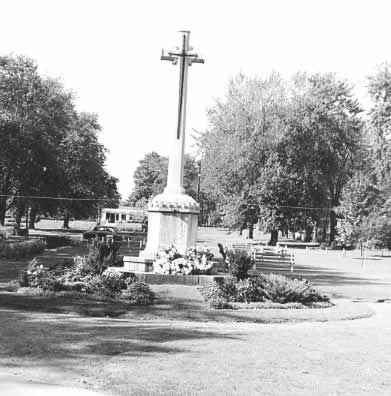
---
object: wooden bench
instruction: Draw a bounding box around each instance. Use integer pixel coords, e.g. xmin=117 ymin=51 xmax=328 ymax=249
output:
xmin=230 ymin=243 xmax=255 ymax=251
xmin=277 ymin=241 xmax=320 ymax=249
xmin=251 ymin=247 xmax=295 ymax=273
xmin=230 ymin=242 xmax=266 ymax=252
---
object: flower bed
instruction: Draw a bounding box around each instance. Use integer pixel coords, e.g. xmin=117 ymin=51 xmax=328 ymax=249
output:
xmin=153 ymin=245 xmax=214 ymax=275
xmin=18 ymin=242 xmax=154 ymax=305
xmin=199 ymin=273 xmax=330 ymax=309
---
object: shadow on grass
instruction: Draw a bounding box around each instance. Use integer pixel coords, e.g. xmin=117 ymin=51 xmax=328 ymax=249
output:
xmin=0 ymin=304 xmax=240 ymax=370
xmin=0 ymin=287 xmax=374 ymax=327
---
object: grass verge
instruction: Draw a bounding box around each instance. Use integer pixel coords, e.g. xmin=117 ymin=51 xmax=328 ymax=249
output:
xmin=0 ymin=284 xmax=374 ymax=324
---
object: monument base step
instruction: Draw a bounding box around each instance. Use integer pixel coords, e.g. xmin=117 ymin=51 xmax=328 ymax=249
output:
xmin=123 ymin=256 xmax=153 ymax=273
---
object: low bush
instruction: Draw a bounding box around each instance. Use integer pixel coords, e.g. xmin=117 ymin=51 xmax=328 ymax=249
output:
xmin=227 ymin=249 xmax=253 ymax=280
xmin=22 ymin=259 xmax=63 ymax=292
xmin=84 ymin=270 xmax=130 ymax=297
xmin=258 ymin=273 xmax=329 ymax=304
xmin=45 ymin=235 xmax=81 ymax=249
xmin=236 ymin=278 xmax=267 ymax=303
xmin=0 ymin=238 xmax=46 ymax=259
xmin=199 ymin=278 xmax=237 ymax=308
xmin=19 ymin=256 xmax=150 ymax=305
xmin=200 ymin=273 xmax=329 ymax=308
xmin=122 ymin=281 xmax=155 ymax=305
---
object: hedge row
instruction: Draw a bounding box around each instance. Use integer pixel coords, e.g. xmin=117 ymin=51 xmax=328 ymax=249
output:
xmin=0 ymin=238 xmax=46 ymax=259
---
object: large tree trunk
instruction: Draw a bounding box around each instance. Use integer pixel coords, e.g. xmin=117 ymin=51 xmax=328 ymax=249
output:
xmin=0 ymin=174 xmax=9 ymax=226
xmin=329 ymin=209 xmax=337 ymax=243
xmin=29 ymin=206 xmax=38 ymax=229
xmin=248 ymin=223 xmax=254 ymax=239
xmin=14 ymin=202 xmax=26 ymax=236
xmin=304 ymin=225 xmax=313 ymax=242
xmin=0 ymin=197 xmax=6 ymax=226
xmin=63 ymin=210 xmax=70 ymax=229
xmin=268 ymin=229 xmax=278 ymax=246
xmin=312 ymin=222 xmax=318 ymax=242
xmin=25 ymin=207 xmax=29 ymax=235
xmin=239 ymin=222 xmax=246 ymax=236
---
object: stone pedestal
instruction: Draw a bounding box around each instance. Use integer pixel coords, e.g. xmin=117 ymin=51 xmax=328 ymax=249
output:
xmin=140 ymin=192 xmax=199 ymax=259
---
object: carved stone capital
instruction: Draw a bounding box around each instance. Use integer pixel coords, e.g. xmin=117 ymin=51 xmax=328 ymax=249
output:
xmin=148 ymin=193 xmax=200 ymax=214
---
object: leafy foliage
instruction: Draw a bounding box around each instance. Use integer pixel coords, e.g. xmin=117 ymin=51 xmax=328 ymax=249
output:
xmin=20 ymin=254 xmax=154 ymax=305
xmin=128 ymin=152 xmax=199 ymax=206
xmin=226 ymin=249 xmax=254 ymax=280
xmin=199 ymin=72 xmax=363 ymax=243
xmin=336 ymin=63 xmax=391 ymax=248
xmin=0 ymin=55 xmax=119 ymax=228
xmin=200 ymin=274 xmax=329 ymax=308
xmin=0 ymin=238 xmax=46 ymax=259
xmin=122 ymin=281 xmax=155 ymax=305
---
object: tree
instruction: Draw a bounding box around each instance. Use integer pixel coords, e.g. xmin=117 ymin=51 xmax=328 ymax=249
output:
xmin=200 ymin=73 xmax=288 ymax=241
xmin=128 ymin=152 xmax=199 ymax=206
xmin=58 ymin=112 xmax=120 ymax=228
xmin=280 ymin=73 xmax=363 ymax=241
xmin=199 ymin=72 xmax=363 ymax=243
xmin=0 ymin=56 xmax=73 ymax=228
xmin=0 ymin=55 xmax=119 ymax=229
xmin=342 ymin=63 xmax=391 ymax=248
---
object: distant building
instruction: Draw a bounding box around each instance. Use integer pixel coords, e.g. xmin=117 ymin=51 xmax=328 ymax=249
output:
xmin=100 ymin=207 xmax=147 ymax=230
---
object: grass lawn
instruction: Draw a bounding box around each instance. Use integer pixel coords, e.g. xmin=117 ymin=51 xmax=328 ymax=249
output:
xmin=0 ymin=301 xmax=389 ymax=396
xmin=1 ymin=223 xmax=391 ymax=395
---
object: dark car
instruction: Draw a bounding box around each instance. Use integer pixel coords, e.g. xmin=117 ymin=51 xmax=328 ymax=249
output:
xmin=83 ymin=225 xmax=122 ymax=241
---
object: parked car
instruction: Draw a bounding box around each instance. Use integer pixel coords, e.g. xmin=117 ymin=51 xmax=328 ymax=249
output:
xmin=83 ymin=225 xmax=122 ymax=241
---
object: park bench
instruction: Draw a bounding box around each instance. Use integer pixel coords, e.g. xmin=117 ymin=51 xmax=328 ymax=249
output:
xmin=251 ymin=246 xmax=295 ymax=273
xmin=230 ymin=241 xmax=266 ymax=251
xmin=277 ymin=241 xmax=320 ymax=249
xmin=229 ymin=243 xmax=295 ymax=273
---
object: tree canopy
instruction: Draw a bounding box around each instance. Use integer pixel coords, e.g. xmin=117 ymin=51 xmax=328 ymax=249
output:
xmin=199 ymin=72 xmax=363 ymax=243
xmin=128 ymin=152 xmax=199 ymax=207
xmin=0 ymin=55 xmax=119 ymax=229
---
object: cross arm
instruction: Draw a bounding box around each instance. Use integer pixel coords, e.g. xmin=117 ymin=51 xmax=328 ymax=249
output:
xmin=161 ymin=50 xmax=177 ymax=63
xmin=190 ymin=58 xmax=204 ymax=64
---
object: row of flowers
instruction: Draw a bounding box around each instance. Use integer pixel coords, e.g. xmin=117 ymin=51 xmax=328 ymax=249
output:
xmin=153 ymin=245 xmax=214 ymax=275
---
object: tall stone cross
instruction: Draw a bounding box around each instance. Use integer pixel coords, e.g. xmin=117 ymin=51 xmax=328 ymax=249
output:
xmin=161 ymin=31 xmax=204 ymax=195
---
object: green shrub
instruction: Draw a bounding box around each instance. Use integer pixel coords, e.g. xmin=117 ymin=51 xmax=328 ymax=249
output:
xmin=83 ymin=271 xmax=122 ymax=298
xmin=78 ymin=240 xmax=120 ymax=275
xmin=227 ymin=249 xmax=253 ymax=280
xmin=209 ymin=297 xmax=233 ymax=309
xmin=24 ymin=261 xmax=63 ymax=292
xmin=0 ymin=238 xmax=46 ymax=259
xmin=236 ymin=278 xmax=267 ymax=303
xmin=256 ymin=273 xmax=329 ymax=304
xmin=200 ymin=274 xmax=329 ymax=308
xmin=123 ymin=282 xmax=154 ymax=305
xmin=199 ymin=278 xmax=237 ymax=307
xmin=45 ymin=235 xmax=81 ymax=249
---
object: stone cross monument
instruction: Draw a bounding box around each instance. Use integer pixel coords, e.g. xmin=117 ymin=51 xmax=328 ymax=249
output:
xmin=141 ymin=31 xmax=204 ymax=258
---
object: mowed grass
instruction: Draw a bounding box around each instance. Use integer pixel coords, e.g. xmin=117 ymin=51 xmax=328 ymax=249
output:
xmin=0 ymin=302 xmax=389 ymax=396
xmin=0 ymin=222 xmax=391 ymax=395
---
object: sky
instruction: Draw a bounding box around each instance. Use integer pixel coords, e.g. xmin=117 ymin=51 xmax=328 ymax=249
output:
xmin=1 ymin=0 xmax=391 ymax=199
